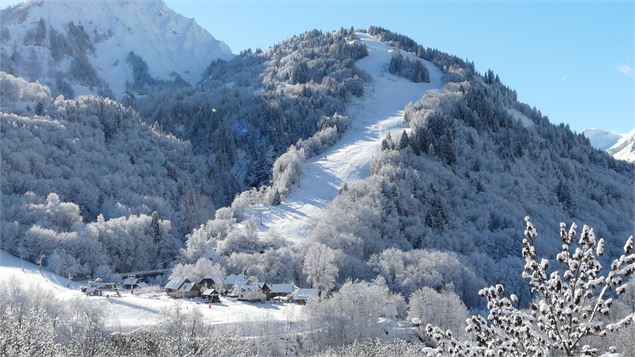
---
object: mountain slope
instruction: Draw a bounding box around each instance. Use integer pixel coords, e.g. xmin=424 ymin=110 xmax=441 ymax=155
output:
xmin=182 ymin=27 xmax=634 ymax=311
xmin=609 ymin=129 xmax=635 ymax=163
xmin=251 ymin=32 xmax=444 ymax=243
xmin=0 ymin=0 xmax=232 ymax=98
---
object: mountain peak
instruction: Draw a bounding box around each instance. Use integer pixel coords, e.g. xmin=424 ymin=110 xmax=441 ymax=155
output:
xmin=0 ymin=0 xmax=232 ymax=98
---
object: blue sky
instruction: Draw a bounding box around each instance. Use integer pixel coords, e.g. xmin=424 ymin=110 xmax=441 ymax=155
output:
xmin=163 ymin=0 xmax=634 ymax=133
xmin=2 ymin=0 xmax=632 ymax=132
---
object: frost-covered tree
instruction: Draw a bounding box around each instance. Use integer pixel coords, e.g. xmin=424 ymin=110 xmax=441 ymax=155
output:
xmin=303 ymin=243 xmax=339 ymax=298
xmin=304 ymin=280 xmax=404 ymax=350
xmin=426 ymin=217 xmax=635 ymax=356
xmin=170 ymin=258 xmax=225 ymax=288
xmin=408 ymin=287 xmax=468 ymax=339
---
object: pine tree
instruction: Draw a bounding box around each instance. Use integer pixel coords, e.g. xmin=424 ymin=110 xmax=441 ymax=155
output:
xmin=271 ymin=190 xmax=281 ymax=206
xmin=396 ymin=130 xmax=410 ymax=150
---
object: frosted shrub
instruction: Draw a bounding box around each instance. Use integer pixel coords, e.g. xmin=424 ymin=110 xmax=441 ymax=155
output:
xmin=426 ymin=217 xmax=635 ymax=356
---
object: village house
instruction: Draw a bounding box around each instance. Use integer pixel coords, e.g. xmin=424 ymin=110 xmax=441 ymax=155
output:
xmin=223 ymin=273 xmax=248 ymax=296
xmin=269 ymin=283 xmax=295 ymax=299
xmin=198 ymin=276 xmax=217 ymax=290
xmin=292 ymin=288 xmax=318 ymax=304
xmin=178 ymin=281 xmax=201 ymax=298
xmin=201 ymin=288 xmax=221 ymax=303
xmin=164 ymin=277 xmax=188 ymax=298
xmin=236 ymin=284 xmax=267 ymax=303
xmin=258 ymin=282 xmax=272 ymax=299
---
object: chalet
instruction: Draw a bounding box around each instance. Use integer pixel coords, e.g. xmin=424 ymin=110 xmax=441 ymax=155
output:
xmin=236 ymin=284 xmax=267 ymax=303
xmin=198 ymin=276 xmax=217 ymax=290
xmin=202 ymin=288 xmax=221 ymax=303
xmin=258 ymin=282 xmax=272 ymax=299
xmin=292 ymin=288 xmax=318 ymax=305
xmin=178 ymin=282 xmax=201 ymax=298
xmin=269 ymin=283 xmax=295 ymax=299
xmin=165 ymin=277 xmax=188 ymax=298
xmin=122 ymin=277 xmax=140 ymax=290
xmin=223 ymin=273 xmax=248 ymax=295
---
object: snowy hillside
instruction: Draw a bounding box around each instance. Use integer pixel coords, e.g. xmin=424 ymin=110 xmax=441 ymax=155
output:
xmin=609 ymin=129 xmax=635 ymax=163
xmin=0 ymin=0 xmax=232 ymax=98
xmin=583 ymin=128 xmax=623 ymax=151
xmin=251 ymin=33 xmax=444 ymax=243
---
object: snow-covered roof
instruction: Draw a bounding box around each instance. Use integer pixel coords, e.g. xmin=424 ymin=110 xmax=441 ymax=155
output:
xmin=201 ymin=288 xmax=219 ymax=296
xmin=178 ymin=282 xmax=197 ymax=293
xmin=294 ymin=288 xmax=318 ymax=301
xmin=270 ymin=283 xmax=295 ymax=294
xmin=257 ymin=282 xmax=269 ymax=289
xmin=165 ymin=277 xmax=187 ymax=290
xmin=224 ymin=273 xmax=247 ymax=286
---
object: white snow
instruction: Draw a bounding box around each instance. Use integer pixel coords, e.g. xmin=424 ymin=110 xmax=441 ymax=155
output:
xmin=1 ymin=0 xmax=232 ymax=97
xmin=0 ymin=249 xmax=302 ymax=330
xmin=251 ymin=33 xmax=444 ymax=243
xmin=583 ymin=128 xmax=623 ymax=151
xmin=608 ymin=128 xmax=635 ymax=163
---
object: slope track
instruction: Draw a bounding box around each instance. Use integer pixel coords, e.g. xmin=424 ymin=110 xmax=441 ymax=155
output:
xmin=253 ymin=33 xmax=444 ymax=243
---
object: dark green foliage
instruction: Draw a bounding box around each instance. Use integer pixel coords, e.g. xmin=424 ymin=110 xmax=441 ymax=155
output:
xmin=69 ymin=54 xmax=101 ymax=87
xmin=388 ymin=50 xmax=429 ymax=83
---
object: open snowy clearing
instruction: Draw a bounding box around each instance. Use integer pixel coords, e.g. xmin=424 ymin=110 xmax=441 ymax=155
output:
xmin=251 ymin=33 xmax=444 ymax=243
xmin=0 ymin=249 xmax=303 ymax=331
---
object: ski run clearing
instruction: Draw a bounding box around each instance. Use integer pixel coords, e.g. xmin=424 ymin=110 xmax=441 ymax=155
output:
xmin=251 ymin=32 xmax=444 ymax=243
xmin=0 ymin=33 xmax=441 ymax=329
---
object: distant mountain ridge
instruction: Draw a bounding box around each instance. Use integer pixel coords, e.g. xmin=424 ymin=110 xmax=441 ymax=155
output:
xmin=608 ymin=129 xmax=635 ymax=163
xmin=0 ymin=0 xmax=232 ymax=98
xmin=583 ymin=128 xmax=623 ymax=151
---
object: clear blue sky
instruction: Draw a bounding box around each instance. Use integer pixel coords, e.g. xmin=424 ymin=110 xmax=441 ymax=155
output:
xmin=2 ymin=0 xmax=632 ymax=132
xmin=163 ymin=0 xmax=634 ymax=133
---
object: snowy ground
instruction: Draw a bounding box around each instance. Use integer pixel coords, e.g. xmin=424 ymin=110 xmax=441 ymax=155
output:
xmin=252 ymin=33 xmax=444 ymax=243
xmin=0 ymin=249 xmax=302 ymax=331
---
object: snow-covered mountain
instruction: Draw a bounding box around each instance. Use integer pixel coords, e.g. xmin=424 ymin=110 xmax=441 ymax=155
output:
xmin=583 ymin=128 xmax=623 ymax=151
xmin=608 ymin=129 xmax=635 ymax=163
xmin=0 ymin=0 xmax=232 ymax=98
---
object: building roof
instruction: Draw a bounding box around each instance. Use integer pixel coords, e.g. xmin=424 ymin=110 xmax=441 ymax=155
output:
xmin=270 ymin=283 xmax=295 ymax=294
xmin=257 ymin=282 xmax=270 ymax=290
xmin=164 ymin=277 xmax=187 ymax=290
xmin=178 ymin=282 xmax=198 ymax=293
xmin=294 ymin=288 xmax=318 ymax=301
xmin=201 ymin=288 xmax=219 ymax=296
xmin=224 ymin=273 xmax=247 ymax=286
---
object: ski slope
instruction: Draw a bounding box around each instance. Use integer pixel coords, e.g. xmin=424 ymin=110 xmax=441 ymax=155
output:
xmin=253 ymin=33 xmax=444 ymax=243
xmin=0 ymin=249 xmax=302 ymax=330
